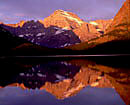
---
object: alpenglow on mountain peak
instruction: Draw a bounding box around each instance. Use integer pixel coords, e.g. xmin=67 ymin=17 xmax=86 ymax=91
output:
xmin=0 ymin=8 xmax=114 ymax=48
xmin=42 ymin=9 xmax=84 ymax=28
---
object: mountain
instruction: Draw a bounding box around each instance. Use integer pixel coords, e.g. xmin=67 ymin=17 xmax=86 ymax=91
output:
xmin=5 ymin=20 xmax=25 ymax=28
xmin=40 ymin=9 xmax=111 ymax=41
xmin=89 ymin=19 xmax=113 ymax=33
xmin=0 ymin=22 xmax=3 ymax=24
xmin=103 ymin=0 xmax=130 ymax=37
xmin=106 ymin=0 xmax=130 ymax=33
xmin=40 ymin=9 xmax=84 ymax=29
xmin=65 ymin=0 xmax=130 ymax=54
xmin=0 ymin=20 xmax=81 ymax=48
xmin=0 ymin=10 xmax=112 ymax=49
xmin=0 ymin=0 xmax=129 ymax=55
xmin=0 ymin=25 xmax=74 ymax=56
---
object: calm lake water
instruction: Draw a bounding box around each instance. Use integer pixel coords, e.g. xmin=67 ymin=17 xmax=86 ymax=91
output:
xmin=0 ymin=57 xmax=129 ymax=105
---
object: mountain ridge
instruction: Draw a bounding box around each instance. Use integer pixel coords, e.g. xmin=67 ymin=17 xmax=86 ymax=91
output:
xmin=0 ymin=9 xmax=112 ymax=47
xmin=0 ymin=0 xmax=129 ymax=55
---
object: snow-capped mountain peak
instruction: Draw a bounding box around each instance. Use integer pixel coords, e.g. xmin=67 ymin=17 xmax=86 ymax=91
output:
xmin=54 ymin=9 xmax=83 ymax=26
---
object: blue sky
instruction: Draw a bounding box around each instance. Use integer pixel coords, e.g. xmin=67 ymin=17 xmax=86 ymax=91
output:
xmin=0 ymin=0 xmax=126 ymax=23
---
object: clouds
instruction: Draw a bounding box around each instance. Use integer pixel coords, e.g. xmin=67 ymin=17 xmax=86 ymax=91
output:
xmin=0 ymin=0 xmax=126 ymax=23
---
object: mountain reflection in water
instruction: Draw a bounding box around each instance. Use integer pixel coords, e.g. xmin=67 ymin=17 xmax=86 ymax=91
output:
xmin=0 ymin=57 xmax=129 ymax=105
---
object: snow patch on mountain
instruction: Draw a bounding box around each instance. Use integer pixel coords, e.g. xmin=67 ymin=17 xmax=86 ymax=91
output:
xmin=60 ymin=10 xmax=83 ymax=26
xmin=62 ymin=27 xmax=70 ymax=30
xmin=55 ymin=29 xmax=64 ymax=35
xmin=96 ymin=29 xmax=101 ymax=31
xmin=36 ymin=32 xmax=45 ymax=36
xmin=89 ymin=21 xmax=98 ymax=26
xmin=25 ymin=34 xmax=33 ymax=36
xmin=19 ymin=35 xmax=24 ymax=37
xmin=55 ymin=74 xmax=66 ymax=81
xmin=37 ymin=73 xmax=46 ymax=77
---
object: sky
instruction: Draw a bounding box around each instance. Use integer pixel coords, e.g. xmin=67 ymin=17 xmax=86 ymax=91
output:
xmin=0 ymin=0 xmax=126 ymax=24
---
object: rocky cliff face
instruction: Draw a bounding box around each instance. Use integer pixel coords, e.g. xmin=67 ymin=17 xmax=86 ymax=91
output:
xmin=66 ymin=0 xmax=130 ymax=52
xmin=40 ymin=10 xmax=111 ymax=41
xmin=106 ymin=0 xmax=130 ymax=33
xmin=89 ymin=19 xmax=113 ymax=33
xmin=41 ymin=9 xmax=84 ymax=29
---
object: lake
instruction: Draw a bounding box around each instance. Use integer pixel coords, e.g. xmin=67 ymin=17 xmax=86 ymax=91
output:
xmin=0 ymin=56 xmax=129 ymax=105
